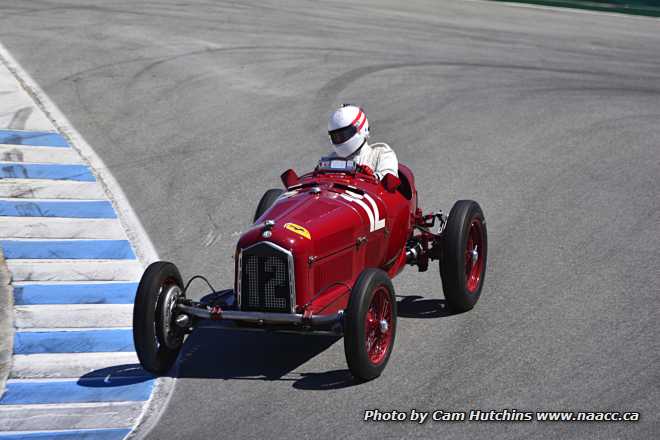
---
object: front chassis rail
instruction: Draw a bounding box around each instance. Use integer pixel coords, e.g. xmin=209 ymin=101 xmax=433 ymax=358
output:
xmin=178 ymin=303 xmax=340 ymax=325
xmin=176 ymin=299 xmax=344 ymax=335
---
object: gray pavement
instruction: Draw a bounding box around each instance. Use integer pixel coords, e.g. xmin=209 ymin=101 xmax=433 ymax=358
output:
xmin=0 ymin=0 xmax=658 ymax=439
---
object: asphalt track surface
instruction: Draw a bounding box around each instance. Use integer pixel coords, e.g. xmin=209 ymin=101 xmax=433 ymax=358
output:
xmin=0 ymin=1 xmax=658 ymax=439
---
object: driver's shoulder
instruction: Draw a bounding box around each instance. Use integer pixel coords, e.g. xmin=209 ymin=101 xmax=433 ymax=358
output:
xmin=368 ymin=142 xmax=394 ymax=152
xmin=368 ymin=142 xmax=396 ymax=159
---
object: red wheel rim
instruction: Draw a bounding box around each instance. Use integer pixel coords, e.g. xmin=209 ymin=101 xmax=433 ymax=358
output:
xmin=364 ymin=287 xmax=393 ymax=365
xmin=465 ymin=218 xmax=485 ymax=293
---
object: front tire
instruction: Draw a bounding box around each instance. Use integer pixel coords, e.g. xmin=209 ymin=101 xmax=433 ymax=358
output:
xmin=133 ymin=261 xmax=185 ymax=375
xmin=440 ymin=200 xmax=487 ymax=312
xmin=253 ymin=188 xmax=284 ymax=223
xmin=344 ymin=269 xmax=397 ymax=381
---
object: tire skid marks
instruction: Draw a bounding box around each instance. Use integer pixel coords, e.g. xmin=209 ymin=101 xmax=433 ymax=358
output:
xmin=0 ymin=200 xmax=117 ymax=218
xmin=0 ymin=163 xmax=96 ymax=182
xmin=0 ymin=180 xmax=106 ymax=200
xmin=0 ymin=145 xmax=84 ymax=164
xmin=0 ymin=218 xmax=126 ymax=240
xmin=0 ymin=130 xmax=69 ymax=147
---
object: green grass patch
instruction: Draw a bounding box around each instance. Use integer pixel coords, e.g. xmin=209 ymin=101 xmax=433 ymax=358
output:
xmin=491 ymin=0 xmax=660 ymax=17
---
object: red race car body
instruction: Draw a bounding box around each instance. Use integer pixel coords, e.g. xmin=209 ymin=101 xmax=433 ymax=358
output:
xmin=133 ymin=159 xmax=488 ymax=380
xmin=237 ymin=164 xmax=417 ymax=318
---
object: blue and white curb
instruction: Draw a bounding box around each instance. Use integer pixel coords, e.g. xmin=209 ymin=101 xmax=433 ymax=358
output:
xmin=0 ymin=42 xmax=161 ymax=439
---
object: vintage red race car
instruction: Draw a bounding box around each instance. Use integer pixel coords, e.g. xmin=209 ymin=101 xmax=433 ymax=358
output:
xmin=133 ymin=158 xmax=487 ymax=381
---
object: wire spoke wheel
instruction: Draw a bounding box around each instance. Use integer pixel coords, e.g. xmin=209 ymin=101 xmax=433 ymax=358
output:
xmin=440 ymin=200 xmax=488 ymax=312
xmin=464 ymin=219 xmax=485 ymax=293
xmin=344 ymin=269 xmax=397 ymax=381
xmin=364 ymin=287 xmax=393 ymax=365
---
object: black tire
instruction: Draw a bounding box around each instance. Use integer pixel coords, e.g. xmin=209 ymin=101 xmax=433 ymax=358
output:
xmin=440 ymin=200 xmax=487 ymax=312
xmin=344 ymin=269 xmax=397 ymax=381
xmin=133 ymin=261 xmax=185 ymax=375
xmin=253 ymin=188 xmax=284 ymax=223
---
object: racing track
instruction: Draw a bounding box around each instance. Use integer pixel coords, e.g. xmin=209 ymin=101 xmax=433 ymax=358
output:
xmin=0 ymin=1 xmax=658 ymax=439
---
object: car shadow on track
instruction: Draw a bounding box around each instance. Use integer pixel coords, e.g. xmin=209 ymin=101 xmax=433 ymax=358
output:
xmin=396 ymin=295 xmax=463 ymax=319
xmin=292 ymin=369 xmax=356 ymax=390
xmin=78 ymin=295 xmax=460 ymax=391
xmin=77 ymin=363 xmax=154 ymax=386
xmin=173 ymin=329 xmax=361 ymax=390
xmin=174 ymin=326 xmax=341 ymax=381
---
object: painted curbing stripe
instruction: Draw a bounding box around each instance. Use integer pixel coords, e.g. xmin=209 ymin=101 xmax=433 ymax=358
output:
xmin=0 ymin=162 xmax=95 ymax=181
xmin=11 ymin=352 xmax=141 ymax=379
xmin=0 ymin=402 xmax=144 ymax=431
xmin=0 ymin=130 xmax=69 ymax=147
xmin=0 ymin=428 xmax=130 ymax=440
xmin=0 ymin=200 xmax=117 ymax=218
xmin=0 ymin=43 xmax=160 ymax=439
xmin=14 ymin=282 xmax=137 ymax=305
xmin=6 ymin=259 xmax=143 ymax=281
xmin=13 ymin=329 xmax=134 ymax=354
xmin=1 ymin=377 xmax=153 ymax=405
xmin=15 ymin=304 xmax=133 ymax=329
xmin=1 ymin=240 xmax=136 ymax=260
xmin=0 ymin=42 xmax=159 ymax=264
xmin=0 ymin=217 xmax=127 ymax=239
xmin=0 ymin=180 xmax=106 ymax=199
xmin=0 ymin=144 xmax=84 ymax=164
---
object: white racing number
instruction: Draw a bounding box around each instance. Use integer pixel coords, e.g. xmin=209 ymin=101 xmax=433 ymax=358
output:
xmin=263 ymin=256 xmax=287 ymax=309
xmin=340 ymin=190 xmax=385 ymax=232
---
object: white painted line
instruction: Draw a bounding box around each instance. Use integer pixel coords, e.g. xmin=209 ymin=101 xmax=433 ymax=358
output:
xmin=6 ymin=259 xmax=143 ymax=282
xmin=0 ymin=217 xmax=127 ymax=239
xmin=0 ymin=144 xmax=84 ymax=164
xmin=11 ymin=352 xmax=140 ymax=379
xmin=0 ymin=42 xmax=159 ymax=265
xmin=15 ymin=304 xmax=133 ymax=329
xmin=0 ymin=179 xmax=106 ymax=199
xmin=0 ymin=401 xmax=144 ymax=431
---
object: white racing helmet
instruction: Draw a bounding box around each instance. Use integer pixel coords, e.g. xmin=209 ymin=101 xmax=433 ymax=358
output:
xmin=328 ymin=104 xmax=370 ymax=157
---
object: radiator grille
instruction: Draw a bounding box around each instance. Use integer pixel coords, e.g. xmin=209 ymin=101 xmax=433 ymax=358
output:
xmin=240 ymin=242 xmax=293 ymax=313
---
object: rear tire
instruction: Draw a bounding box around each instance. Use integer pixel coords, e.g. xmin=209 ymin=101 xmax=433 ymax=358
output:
xmin=253 ymin=188 xmax=284 ymax=223
xmin=133 ymin=261 xmax=185 ymax=375
xmin=440 ymin=200 xmax=487 ymax=312
xmin=344 ymin=269 xmax=397 ymax=381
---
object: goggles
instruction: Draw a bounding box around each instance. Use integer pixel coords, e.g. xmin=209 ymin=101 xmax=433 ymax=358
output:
xmin=329 ymin=124 xmax=358 ymax=145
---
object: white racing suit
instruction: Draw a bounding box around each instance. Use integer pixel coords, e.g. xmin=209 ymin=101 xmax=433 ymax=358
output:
xmin=330 ymin=142 xmax=398 ymax=180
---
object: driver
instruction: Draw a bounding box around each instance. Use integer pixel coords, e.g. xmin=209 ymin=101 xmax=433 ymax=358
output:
xmin=327 ymin=104 xmax=398 ymax=180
